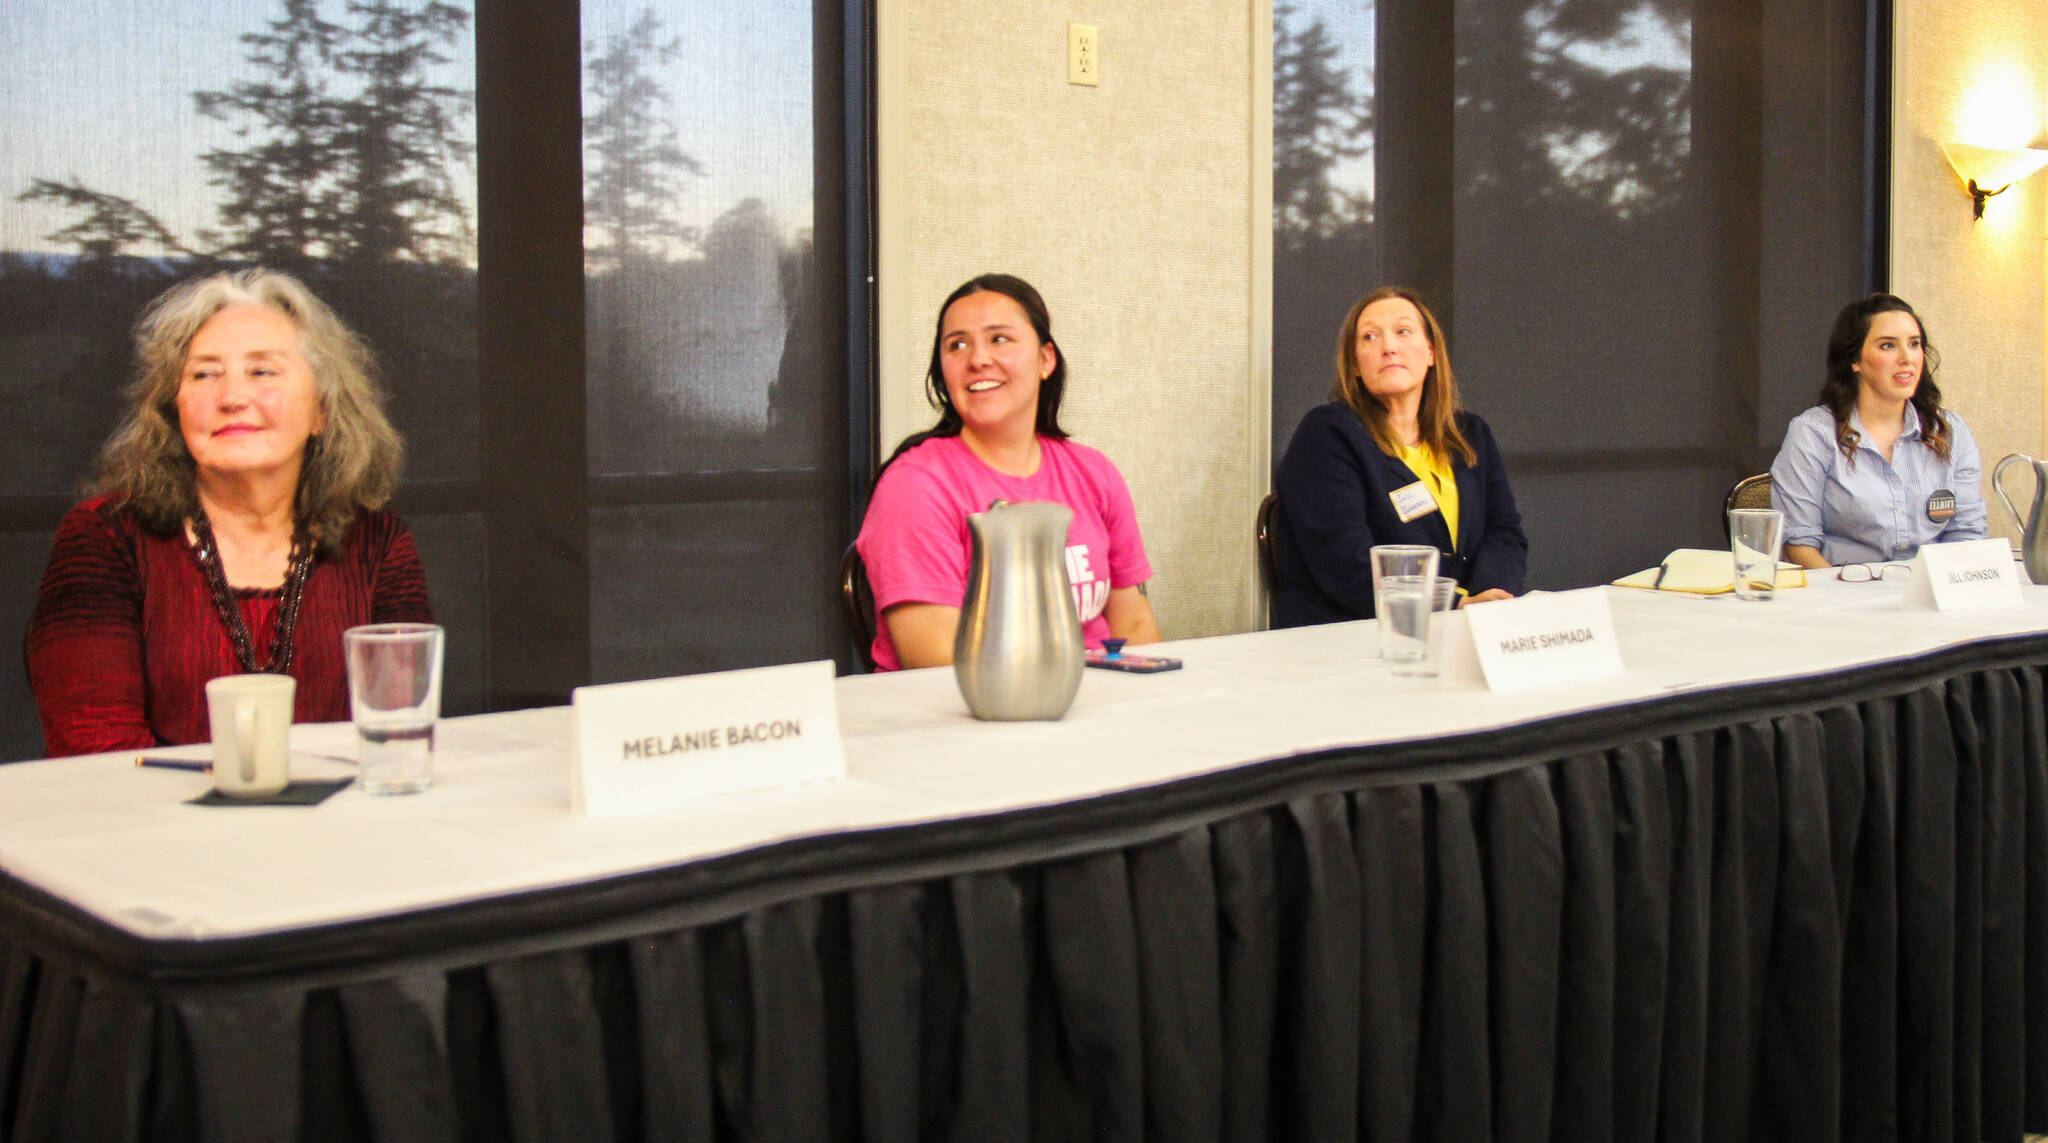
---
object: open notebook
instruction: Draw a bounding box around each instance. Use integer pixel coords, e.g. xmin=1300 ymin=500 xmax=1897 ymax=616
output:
xmin=1612 ymin=548 xmax=1808 ymax=595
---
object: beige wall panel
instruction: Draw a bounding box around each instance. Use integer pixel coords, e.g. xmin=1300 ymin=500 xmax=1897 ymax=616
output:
xmin=1892 ymin=0 xmax=2048 ymax=545
xmin=889 ymin=0 xmax=1258 ymax=638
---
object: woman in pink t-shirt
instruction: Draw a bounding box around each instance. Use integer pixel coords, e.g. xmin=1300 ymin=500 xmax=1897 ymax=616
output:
xmin=856 ymin=274 xmax=1162 ymax=670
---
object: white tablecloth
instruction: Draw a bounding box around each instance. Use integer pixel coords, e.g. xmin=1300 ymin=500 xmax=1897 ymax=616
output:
xmin=6 ymin=578 xmax=2047 ymax=940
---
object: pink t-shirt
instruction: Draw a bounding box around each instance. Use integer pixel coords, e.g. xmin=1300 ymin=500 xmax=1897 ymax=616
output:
xmin=856 ymin=435 xmax=1154 ymax=671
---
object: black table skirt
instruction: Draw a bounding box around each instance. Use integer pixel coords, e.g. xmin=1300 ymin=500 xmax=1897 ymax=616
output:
xmin=4 ymin=637 xmax=2047 ymax=1142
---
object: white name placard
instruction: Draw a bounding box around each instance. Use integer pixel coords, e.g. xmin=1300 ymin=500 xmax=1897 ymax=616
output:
xmin=1444 ymin=587 xmax=1625 ymax=692
xmin=571 ymin=659 xmax=845 ymax=817
xmin=1903 ymin=538 xmax=2023 ymax=612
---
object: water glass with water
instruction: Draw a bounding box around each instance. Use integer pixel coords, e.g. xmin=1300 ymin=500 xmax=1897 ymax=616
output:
xmin=343 ymin=623 xmax=444 ymax=795
xmin=1371 ymin=545 xmax=1441 ymax=674
xmin=1728 ymin=508 xmax=1786 ymax=601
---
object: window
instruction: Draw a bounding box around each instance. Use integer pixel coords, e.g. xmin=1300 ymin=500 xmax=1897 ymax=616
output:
xmin=0 ymin=0 xmax=867 ymax=760
xmin=580 ymin=0 xmax=854 ymax=687
xmin=1272 ymin=1 xmax=1381 ymax=462
xmin=1272 ymin=0 xmax=1880 ymax=589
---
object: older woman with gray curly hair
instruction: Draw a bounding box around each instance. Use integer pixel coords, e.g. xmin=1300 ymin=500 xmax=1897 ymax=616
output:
xmin=27 ymin=268 xmax=433 ymax=756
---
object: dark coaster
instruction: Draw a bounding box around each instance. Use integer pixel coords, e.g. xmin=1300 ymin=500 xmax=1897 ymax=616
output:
xmin=187 ymin=778 xmax=354 ymax=807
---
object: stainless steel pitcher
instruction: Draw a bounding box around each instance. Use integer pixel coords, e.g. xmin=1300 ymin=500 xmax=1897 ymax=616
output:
xmin=954 ymin=500 xmax=1083 ymax=721
xmin=1993 ymin=453 xmax=2048 ymax=584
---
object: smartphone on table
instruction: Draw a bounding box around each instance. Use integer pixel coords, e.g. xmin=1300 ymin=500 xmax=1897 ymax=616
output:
xmin=1084 ymin=639 xmax=1182 ymax=673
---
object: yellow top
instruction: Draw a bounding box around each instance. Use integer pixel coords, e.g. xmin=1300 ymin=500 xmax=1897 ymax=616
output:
xmin=1394 ymin=441 xmax=1459 ymax=549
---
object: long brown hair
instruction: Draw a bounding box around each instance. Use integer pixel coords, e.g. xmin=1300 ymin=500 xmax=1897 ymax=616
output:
xmin=92 ymin=268 xmax=404 ymax=553
xmin=1330 ymin=286 xmax=1475 ymax=466
xmin=1820 ymin=293 xmax=1949 ymax=466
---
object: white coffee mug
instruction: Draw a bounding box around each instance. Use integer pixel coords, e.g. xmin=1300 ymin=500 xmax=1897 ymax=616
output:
xmin=205 ymin=673 xmax=295 ymax=797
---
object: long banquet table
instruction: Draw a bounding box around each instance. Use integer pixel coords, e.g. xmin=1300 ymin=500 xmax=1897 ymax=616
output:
xmin=2 ymin=579 xmax=2046 ymax=1141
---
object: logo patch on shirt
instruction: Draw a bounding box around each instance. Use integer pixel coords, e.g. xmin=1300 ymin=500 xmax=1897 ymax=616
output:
xmin=1065 ymin=544 xmax=1109 ymax=621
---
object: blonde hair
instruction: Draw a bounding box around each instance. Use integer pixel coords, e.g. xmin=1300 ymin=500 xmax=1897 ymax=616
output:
xmin=92 ymin=268 xmax=403 ymax=552
xmin=1330 ymin=286 xmax=1476 ymax=467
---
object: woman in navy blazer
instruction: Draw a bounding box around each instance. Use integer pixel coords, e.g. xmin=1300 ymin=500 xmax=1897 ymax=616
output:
xmin=1272 ymin=286 xmax=1527 ymax=627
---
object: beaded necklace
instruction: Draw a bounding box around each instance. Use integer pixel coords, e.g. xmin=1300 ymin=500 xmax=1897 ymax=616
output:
xmin=189 ymin=510 xmax=314 ymax=675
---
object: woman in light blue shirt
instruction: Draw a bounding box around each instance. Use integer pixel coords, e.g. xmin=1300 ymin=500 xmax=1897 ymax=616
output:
xmin=1769 ymin=293 xmax=1986 ymax=569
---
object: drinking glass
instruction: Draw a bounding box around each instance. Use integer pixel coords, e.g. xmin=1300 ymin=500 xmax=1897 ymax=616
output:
xmin=1728 ymin=508 xmax=1786 ymax=601
xmin=1371 ymin=545 xmax=1441 ymax=674
xmin=343 ymin=623 xmax=444 ymax=795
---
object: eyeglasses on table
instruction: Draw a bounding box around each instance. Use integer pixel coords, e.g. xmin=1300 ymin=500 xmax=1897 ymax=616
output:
xmin=1836 ymin=562 xmax=1911 ymax=583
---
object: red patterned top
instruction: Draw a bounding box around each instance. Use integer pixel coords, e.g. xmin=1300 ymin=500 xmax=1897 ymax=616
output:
xmin=27 ymin=494 xmax=434 ymax=757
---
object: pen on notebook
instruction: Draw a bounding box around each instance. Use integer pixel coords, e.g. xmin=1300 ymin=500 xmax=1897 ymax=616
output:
xmin=135 ymin=756 xmax=210 ymax=773
xmin=1651 ymin=561 xmax=1670 ymax=591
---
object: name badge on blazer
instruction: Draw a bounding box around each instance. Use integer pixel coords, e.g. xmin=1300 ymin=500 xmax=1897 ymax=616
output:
xmin=1389 ymin=481 xmax=1439 ymax=523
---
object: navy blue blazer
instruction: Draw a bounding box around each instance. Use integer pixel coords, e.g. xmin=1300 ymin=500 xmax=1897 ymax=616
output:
xmin=1272 ymin=403 xmax=1527 ymax=627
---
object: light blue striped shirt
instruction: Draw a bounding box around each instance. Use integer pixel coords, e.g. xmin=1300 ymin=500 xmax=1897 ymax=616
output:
xmin=1769 ymin=404 xmax=1986 ymax=565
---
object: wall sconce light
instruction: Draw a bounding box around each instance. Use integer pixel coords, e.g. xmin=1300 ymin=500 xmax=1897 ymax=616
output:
xmin=1940 ymin=142 xmax=2048 ymax=220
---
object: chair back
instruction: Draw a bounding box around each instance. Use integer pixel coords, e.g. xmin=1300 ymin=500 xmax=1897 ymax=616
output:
xmin=1255 ymin=492 xmax=1280 ymax=598
xmin=840 ymin=543 xmax=877 ymax=672
xmin=1723 ymin=473 xmax=1774 ymax=541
